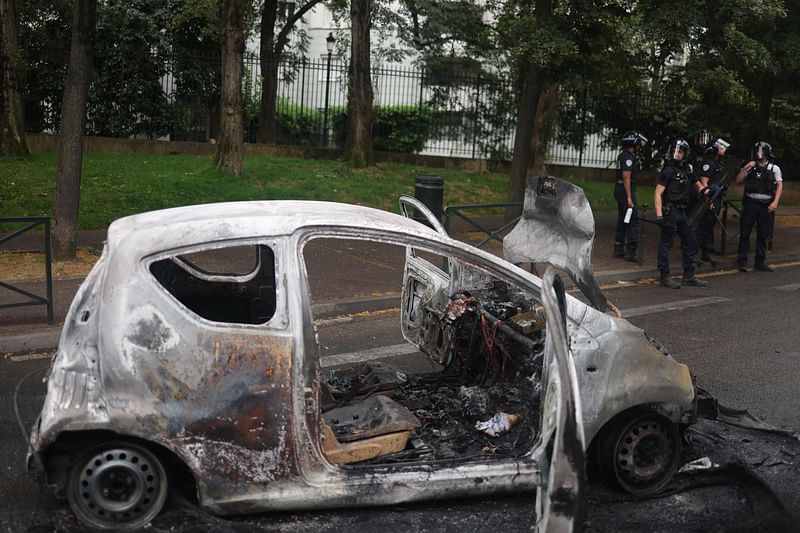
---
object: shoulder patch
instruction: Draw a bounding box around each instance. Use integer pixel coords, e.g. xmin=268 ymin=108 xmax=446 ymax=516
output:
xmin=626 ymin=159 xmax=633 ymax=167
xmin=703 ymin=164 xmax=710 ymax=172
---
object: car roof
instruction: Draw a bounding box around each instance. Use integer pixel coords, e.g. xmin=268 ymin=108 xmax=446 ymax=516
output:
xmin=106 ymin=200 xmax=445 ymax=255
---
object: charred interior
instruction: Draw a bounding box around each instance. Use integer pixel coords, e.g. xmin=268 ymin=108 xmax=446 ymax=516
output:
xmin=319 ymin=279 xmax=546 ymax=466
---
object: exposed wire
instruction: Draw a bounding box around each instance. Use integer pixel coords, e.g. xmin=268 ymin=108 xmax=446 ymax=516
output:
xmin=14 ymin=365 xmax=48 ymax=446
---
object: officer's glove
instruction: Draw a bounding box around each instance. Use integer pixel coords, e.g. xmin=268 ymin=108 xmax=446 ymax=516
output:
xmin=655 ymin=215 xmax=664 ymax=224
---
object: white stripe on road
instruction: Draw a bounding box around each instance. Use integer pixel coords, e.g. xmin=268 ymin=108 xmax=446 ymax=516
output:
xmin=775 ymin=283 xmax=800 ymax=291
xmin=623 ymin=296 xmax=731 ymax=318
xmin=321 ymin=343 xmax=420 ymax=368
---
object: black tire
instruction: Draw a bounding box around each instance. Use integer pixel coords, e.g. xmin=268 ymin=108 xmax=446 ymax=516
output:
xmin=66 ymin=441 xmax=168 ymax=530
xmin=598 ymin=407 xmax=682 ymax=495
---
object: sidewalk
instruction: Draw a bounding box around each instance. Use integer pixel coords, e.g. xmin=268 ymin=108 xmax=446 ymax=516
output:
xmin=3 ymin=205 xmax=800 ymax=354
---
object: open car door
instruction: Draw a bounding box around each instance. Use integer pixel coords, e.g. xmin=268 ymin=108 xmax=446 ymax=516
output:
xmin=537 ymin=267 xmax=586 ymax=532
xmin=398 ymin=196 xmax=451 ymax=363
xmin=504 ymin=176 xmax=608 ymax=312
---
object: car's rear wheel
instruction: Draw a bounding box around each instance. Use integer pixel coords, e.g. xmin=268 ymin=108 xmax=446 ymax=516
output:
xmin=598 ymin=407 xmax=682 ymax=494
xmin=66 ymin=441 xmax=168 ymax=530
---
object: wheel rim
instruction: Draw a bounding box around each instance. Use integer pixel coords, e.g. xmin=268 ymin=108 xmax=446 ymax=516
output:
xmin=610 ymin=415 xmax=680 ymax=494
xmin=68 ymin=443 xmax=167 ymax=530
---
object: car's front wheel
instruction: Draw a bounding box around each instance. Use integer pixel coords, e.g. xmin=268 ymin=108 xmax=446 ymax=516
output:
xmin=598 ymin=407 xmax=683 ymax=495
xmin=66 ymin=441 xmax=168 ymax=530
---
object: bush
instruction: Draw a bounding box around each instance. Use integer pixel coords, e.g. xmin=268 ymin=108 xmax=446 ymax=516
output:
xmin=334 ymin=105 xmax=433 ymax=153
xmin=373 ymin=106 xmax=433 ymax=153
xmin=276 ymin=103 xmax=323 ymax=146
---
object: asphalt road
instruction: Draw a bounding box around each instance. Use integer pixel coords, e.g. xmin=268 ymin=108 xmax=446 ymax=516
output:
xmin=605 ymin=262 xmax=800 ymax=431
xmin=2 ymin=265 xmax=799 ymax=531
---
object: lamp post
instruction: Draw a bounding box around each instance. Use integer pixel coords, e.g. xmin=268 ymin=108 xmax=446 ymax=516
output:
xmin=322 ymin=32 xmax=335 ymax=147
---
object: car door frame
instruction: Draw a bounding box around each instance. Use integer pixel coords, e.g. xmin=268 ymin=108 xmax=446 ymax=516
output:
xmin=293 ymin=227 xmax=585 ymax=524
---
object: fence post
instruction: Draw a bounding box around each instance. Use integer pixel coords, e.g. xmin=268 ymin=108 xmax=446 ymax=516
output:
xmin=471 ymin=73 xmax=481 ymax=159
xmin=300 ymin=56 xmax=306 ymax=115
xmin=578 ymin=85 xmax=588 ymax=167
xmin=44 ymin=219 xmax=53 ymax=324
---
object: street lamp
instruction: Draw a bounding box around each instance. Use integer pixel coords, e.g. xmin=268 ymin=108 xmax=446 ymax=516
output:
xmin=322 ymin=32 xmax=335 ymax=147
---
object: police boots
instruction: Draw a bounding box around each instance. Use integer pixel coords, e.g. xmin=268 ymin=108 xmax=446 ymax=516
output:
xmin=700 ymin=249 xmax=718 ymax=266
xmin=613 ymin=243 xmax=625 ymax=258
xmin=624 ymin=247 xmax=638 ymax=263
xmin=682 ymin=270 xmax=708 ymax=287
xmin=660 ymin=271 xmax=681 ymax=289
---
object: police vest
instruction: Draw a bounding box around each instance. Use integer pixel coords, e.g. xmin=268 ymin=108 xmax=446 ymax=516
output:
xmin=744 ymin=164 xmax=776 ymax=198
xmin=664 ymin=167 xmax=692 ymax=206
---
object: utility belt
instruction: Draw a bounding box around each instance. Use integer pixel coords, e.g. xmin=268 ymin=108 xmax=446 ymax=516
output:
xmin=663 ymin=203 xmax=688 ymax=214
xmin=616 ymin=180 xmax=636 ymax=185
xmin=744 ymin=194 xmax=773 ymax=205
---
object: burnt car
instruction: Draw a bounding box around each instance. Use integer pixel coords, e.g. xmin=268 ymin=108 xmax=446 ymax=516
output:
xmin=28 ymin=177 xmax=694 ymax=531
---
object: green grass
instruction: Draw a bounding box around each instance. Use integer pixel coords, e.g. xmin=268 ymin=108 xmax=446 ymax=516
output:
xmin=0 ymin=152 xmax=626 ymax=229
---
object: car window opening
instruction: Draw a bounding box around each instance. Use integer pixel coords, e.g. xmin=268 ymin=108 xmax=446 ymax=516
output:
xmin=150 ymin=244 xmax=277 ymax=325
xmin=304 ymin=238 xmax=545 ymax=468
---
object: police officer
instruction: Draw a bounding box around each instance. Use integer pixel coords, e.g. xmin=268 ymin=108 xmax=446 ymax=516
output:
xmin=692 ymin=130 xmax=713 ymax=169
xmin=694 ymin=137 xmax=731 ymax=266
xmin=654 ymin=138 xmax=708 ymax=288
xmin=613 ymin=131 xmax=647 ymax=261
xmin=735 ymin=142 xmax=784 ymax=272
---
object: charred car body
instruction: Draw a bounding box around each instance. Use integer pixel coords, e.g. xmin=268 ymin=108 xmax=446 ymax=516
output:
xmin=28 ymin=177 xmax=695 ymax=530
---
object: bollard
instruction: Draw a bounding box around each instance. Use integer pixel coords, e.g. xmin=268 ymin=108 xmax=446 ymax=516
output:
xmin=413 ymin=175 xmax=444 ymax=226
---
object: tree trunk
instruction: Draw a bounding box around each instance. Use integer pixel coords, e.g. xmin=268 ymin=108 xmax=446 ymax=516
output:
xmin=256 ymin=0 xmax=278 ymax=144
xmin=52 ymin=0 xmax=96 ymax=261
xmin=506 ymin=61 xmax=543 ymax=219
xmin=345 ymin=0 xmax=374 ymax=167
xmin=506 ymin=0 xmax=554 ymax=220
xmin=528 ymin=82 xmax=559 ymax=175
xmin=215 ymin=0 xmax=245 ymax=176
xmin=0 ymin=0 xmax=28 ymax=156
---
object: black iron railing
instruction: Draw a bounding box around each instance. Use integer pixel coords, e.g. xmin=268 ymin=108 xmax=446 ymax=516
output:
xmin=443 ymin=203 xmax=523 ymax=249
xmin=0 ymin=217 xmax=54 ymax=324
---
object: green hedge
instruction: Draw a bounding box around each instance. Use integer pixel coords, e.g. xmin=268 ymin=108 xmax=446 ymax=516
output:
xmin=334 ymin=105 xmax=433 ymax=153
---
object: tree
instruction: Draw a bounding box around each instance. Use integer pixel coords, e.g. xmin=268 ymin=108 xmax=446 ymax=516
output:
xmin=255 ymin=0 xmax=323 ymax=144
xmin=52 ymin=0 xmax=96 ymax=261
xmin=344 ymin=0 xmax=374 ymax=167
xmin=214 ymin=0 xmax=245 ymax=175
xmin=0 ymin=0 xmax=29 ymax=156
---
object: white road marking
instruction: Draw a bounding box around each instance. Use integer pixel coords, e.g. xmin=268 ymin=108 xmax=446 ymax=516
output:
xmin=321 ymin=343 xmax=420 ymax=368
xmin=623 ymin=296 xmax=731 ymax=318
xmin=7 ymin=352 xmax=51 ymax=362
xmin=775 ymin=283 xmax=800 ymax=291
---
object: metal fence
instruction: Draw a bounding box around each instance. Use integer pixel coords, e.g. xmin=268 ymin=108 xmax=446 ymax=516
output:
xmin=27 ymin=50 xmax=614 ymax=165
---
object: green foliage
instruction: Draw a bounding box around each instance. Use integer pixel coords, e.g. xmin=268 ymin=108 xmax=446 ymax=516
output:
xmin=334 ymin=105 xmax=433 ymax=153
xmin=17 ymin=0 xmax=72 ymax=131
xmin=275 ymin=100 xmax=322 ymax=145
xmin=87 ymin=0 xmax=174 ymax=138
xmin=373 ymin=106 xmax=433 ymax=152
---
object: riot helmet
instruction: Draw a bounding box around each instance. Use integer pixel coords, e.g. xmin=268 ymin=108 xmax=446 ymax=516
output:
xmin=667 ymin=138 xmax=690 ymax=161
xmin=709 ymin=138 xmax=730 ymax=156
xmin=695 ymin=130 xmax=713 ymax=151
xmin=622 ymin=130 xmax=648 ymax=149
xmin=753 ymin=141 xmax=772 ymax=162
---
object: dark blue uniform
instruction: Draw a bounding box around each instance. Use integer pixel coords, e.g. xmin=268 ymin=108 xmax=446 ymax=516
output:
xmin=738 ymin=162 xmax=781 ymax=269
xmin=613 ymin=150 xmax=640 ymax=254
xmin=695 ymin=157 xmax=723 ymax=255
xmin=657 ymin=161 xmax=698 ymax=275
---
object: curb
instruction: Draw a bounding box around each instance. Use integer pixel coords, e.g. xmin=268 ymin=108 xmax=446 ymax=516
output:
xmin=595 ymin=252 xmax=800 ymax=286
xmin=1 ymin=328 xmax=61 ymax=356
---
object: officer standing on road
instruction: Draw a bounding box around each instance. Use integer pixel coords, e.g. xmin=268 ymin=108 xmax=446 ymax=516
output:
xmin=735 ymin=141 xmax=784 ymax=272
xmin=654 ymin=138 xmax=708 ymax=288
xmin=613 ymin=131 xmax=647 ymax=262
xmin=694 ymin=137 xmax=731 ymax=266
